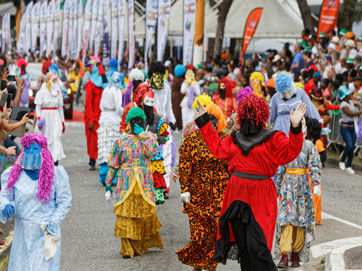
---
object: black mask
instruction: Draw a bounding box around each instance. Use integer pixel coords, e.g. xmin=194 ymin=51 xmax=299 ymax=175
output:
xmin=129 ymin=117 xmax=144 ymax=134
xmin=133 ymin=80 xmax=143 ymax=93
xmin=143 ymin=105 xmax=154 ymax=125
xmin=219 ymin=88 xmax=226 ymax=99
xmin=209 ymin=114 xmax=218 ymax=131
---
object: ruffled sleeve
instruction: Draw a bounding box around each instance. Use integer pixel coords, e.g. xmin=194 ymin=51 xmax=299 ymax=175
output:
xmin=0 ymin=167 xmax=15 ymax=224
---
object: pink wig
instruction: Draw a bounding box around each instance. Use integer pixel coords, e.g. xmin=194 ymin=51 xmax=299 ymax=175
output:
xmin=237 ymin=86 xmax=253 ymax=104
xmin=7 ymin=133 xmax=54 ymax=203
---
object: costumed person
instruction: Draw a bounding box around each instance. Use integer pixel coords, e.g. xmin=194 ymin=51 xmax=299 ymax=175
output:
xmin=172 ymin=64 xmax=186 ymax=132
xmin=104 ymin=107 xmax=164 ymax=258
xmin=17 ymin=59 xmax=31 ymax=107
xmin=0 ymin=133 xmax=72 ymax=271
xmin=149 ymin=61 xmax=176 ymax=198
xmin=106 ymin=59 xmax=125 ymax=89
xmin=122 ymin=68 xmax=145 ymax=107
xmin=306 ymin=117 xmax=325 ymax=225
xmin=35 ymin=64 xmax=66 ymax=165
xmin=269 ymin=72 xmax=322 ymax=136
xmin=97 ymin=71 xmax=123 ymax=185
xmin=275 ymin=119 xmax=322 ymax=268
xmin=194 ymin=95 xmax=307 ymax=270
xmin=250 ymin=72 xmax=266 ymax=98
xmin=212 ymin=77 xmax=237 ymax=120
xmin=134 ymin=83 xmax=170 ymax=204
xmin=176 ymin=103 xmax=228 ymax=271
xmin=180 ymin=66 xmax=201 ymax=129
xmin=84 ymin=60 xmax=107 ymax=170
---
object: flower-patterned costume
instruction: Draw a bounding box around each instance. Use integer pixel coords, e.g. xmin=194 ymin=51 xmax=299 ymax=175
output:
xmin=176 ymin=130 xmax=229 ymax=270
xmin=106 ymin=132 xmax=164 ymax=258
xmin=275 ymin=140 xmax=322 ymax=262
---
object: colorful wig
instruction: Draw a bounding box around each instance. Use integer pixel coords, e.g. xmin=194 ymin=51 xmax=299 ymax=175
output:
xmin=216 ymin=77 xmax=236 ymax=98
xmin=275 ymin=72 xmax=294 ymax=93
xmin=237 ymin=86 xmax=253 ymax=103
xmin=250 ymin=72 xmax=265 ymax=86
xmin=7 ymin=133 xmax=54 ymax=203
xmin=134 ymin=83 xmax=154 ymax=107
xmin=192 ymin=93 xmax=213 ymax=111
xmin=237 ymin=94 xmax=270 ymax=128
xmin=126 ymin=107 xmax=146 ymax=123
xmin=206 ymin=103 xmax=226 ymax=132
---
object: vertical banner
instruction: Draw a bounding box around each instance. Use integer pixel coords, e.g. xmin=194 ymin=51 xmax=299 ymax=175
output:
xmin=89 ymin=0 xmax=99 ymax=54
xmin=31 ymin=2 xmax=40 ymax=53
xmin=39 ymin=1 xmax=47 ymax=56
xmin=128 ymin=0 xmax=135 ymax=70
xmin=69 ymin=0 xmax=78 ymax=59
xmin=145 ymin=0 xmax=158 ymax=71
xmin=77 ymin=0 xmax=83 ymax=57
xmin=6 ymin=13 xmax=11 ymax=50
xmin=17 ymin=14 xmax=26 ymax=54
xmin=82 ymin=0 xmax=93 ymax=60
xmin=317 ymin=0 xmax=340 ymax=40
xmin=2 ymin=15 xmax=5 ymax=52
xmin=53 ymin=0 xmax=61 ymax=53
xmin=94 ymin=0 xmax=104 ymax=57
xmin=193 ymin=0 xmax=204 ymax=65
xmin=26 ymin=2 xmax=33 ymax=54
xmin=240 ymin=7 xmax=263 ymax=57
xmin=102 ymin=0 xmax=111 ymax=66
xmin=183 ymin=0 xmax=196 ymax=65
xmin=61 ymin=0 xmax=70 ymax=58
xmin=46 ymin=0 xmax=55 ymax=57
xmin=111 ymin=0 xmax=118 ymax=59
xmin=157 ymin=0 xmax=171 ymax=62
xmin=118 ymin=0 xmax=125 ymax=64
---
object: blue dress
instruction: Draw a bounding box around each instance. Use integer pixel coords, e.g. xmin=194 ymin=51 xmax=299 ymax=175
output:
xmin=0 ymin=166 xmax=72 ymax=271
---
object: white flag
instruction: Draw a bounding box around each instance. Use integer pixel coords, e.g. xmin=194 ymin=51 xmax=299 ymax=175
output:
xmin=61 ymin=0 xmax=71 ymax=58
xmin=82 ymin=0 xmax=93 ymax=60
xmin=157 ymin=0 xmax=171 ymax=62
xmin=53 ymin=0 xmax=61 ymax=53
xmin=94 ymin=0 xmax=104 ymax=57
xmin=117 ymin=0 xmax=125 ymax=64
xmin=77 ymin=0 xmax=83 ymax=57
xmin=183 ymin=0 xmax=196 ymax=65
xmin=17 ymin=14 xmax=26 ymax=54
xmin=6 ymin=14 xmax=11 ymax=50
xmin=102 ymin=0 xmax=111 ymax=66
xmin=26 ymin=2 xmax=33 ymax=54
xmin=128 ymin=0 xmax=135 ymax=70
xmin=145 ymin=0 xmax=158 ymax=71
xmin=69 ymin=0 xmax=78 ymax=59
xmin=111 ymin=0 xmax=118 ymax=59
xmin=31 ymin=2 xmax=40 ymax=53
xmin=46 ymin=0 xmax=55 ymax=57
xmin=39 ymin=1 xmax=47 ymax=55
xmin=2 ymin=14 xmax=7 ymax=52
xmin=89 ymin=0 xmax=99 ymax=54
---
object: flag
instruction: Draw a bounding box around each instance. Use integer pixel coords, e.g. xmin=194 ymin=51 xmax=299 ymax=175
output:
xmin=6 ymin=14 xmax=11 ymax=50
xmin=46 ymin=0 xmax=55 ymax=57
xmin=82 ymin=0 xmax=93 ymax=60
xmin=61 ymin=0 xmax=71 ymax=58
xmin=183 ymin=0 xmax=196 ymax=65
xmin=118 ymin=0 xmax=125 ymax=64
xmin=2 ymin=14 xmax=6 ymax=52
xmin=77 ymin=0 xmax=83 ymax=57
xmin=157 ymin=0 xmax=171 ymax=61
xmin=128 ymin=0 xmax=135 ymax=70
xmin=111 ymin=0 xmax=118 ymax=59
xmin=69 ymin=0 xmax=78 ymax=59
xmin=39 ymin=1 xmax=47 ymax=55
xmin=145 ymin=0 xmax=158 ymax=71
xmin=317 ymin=0 xmax=340 ymax=40
xmin=53 ymin=0 xmax=61 ymax=53
xmin=102 ymin=0 xmax=111 ymax=66
xmin=17 ymin=14 xmax=26 ymax=54
xmin=31 ymin=2 xmax=40 ymax=53
xmin=89 ymin=0 xmax=99 ymax=54
xmin=94 ymin=0 xmax=104 ymax=57
xmin=26 ymin=1 xmax=33 ymax=54
xmin=240 ymin=7 xmax=263 ymax=57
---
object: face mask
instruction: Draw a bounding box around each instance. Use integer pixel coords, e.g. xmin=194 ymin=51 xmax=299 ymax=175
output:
xmin=143 ymin=105 xmax=154 ymax=122
xmin=22 ymin=143 xmax=42 ymax=170
xmin=133 ymin=80 xmax=143 ymax=93
xmin=209 ymin=114 xmax=218 ymax=131
xmin=219 ymin=88 xmax=226 ymax=99
xmin=130 ymin=117 xmax=145 ymax=134
xmin=150 ymin=73 xmax=164 ymax=89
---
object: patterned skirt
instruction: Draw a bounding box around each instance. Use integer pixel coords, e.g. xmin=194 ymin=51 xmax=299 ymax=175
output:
xmin=97 ymin=123 xmax=120 ymax=164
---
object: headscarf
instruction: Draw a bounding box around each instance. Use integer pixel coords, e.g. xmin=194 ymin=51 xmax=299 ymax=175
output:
xmin=108 ymin=71 xmax=123 ymax=89
xmin=205 ymin=103 xmax=226 ymax=132
xmin=134 ymin=83 xmax=154 ymax=107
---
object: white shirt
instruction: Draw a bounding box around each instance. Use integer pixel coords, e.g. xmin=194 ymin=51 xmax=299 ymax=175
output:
xmin=152 ymin=81 xmax=176 ymax=125
xmin=99 ymin=85 xmax=123 ymax=124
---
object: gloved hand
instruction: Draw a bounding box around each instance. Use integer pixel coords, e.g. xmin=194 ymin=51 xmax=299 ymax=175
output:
xmin=180 ymin=192 xmax=190 ymax=204
xmin=169 ymin=122 xmax=175 ymax=131
xmin=2 ymin=204 xmax=15 ymax=220
xmin=133 ymin=124 xmax=144 ymax=135
xmin=37 ymin=118 xmax=46 ymax=131
xmin=105 ymin=185 xmax=113 ymax=200
xmin=62 ymin=122 xmax=65 ymax=133
xmin=313 ymin=184 xmax=321 ymax=196
xmin=46 ymin=222 xmax=58 ymax=236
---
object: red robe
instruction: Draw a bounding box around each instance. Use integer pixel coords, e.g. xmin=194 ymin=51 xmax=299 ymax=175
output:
xmin=84 ymin=81 xmax=103 ymax=160
xmin=199 ymin=122 xmax=303 ymax=268
xmin=212 ymin=95 xmax=238 ymax=119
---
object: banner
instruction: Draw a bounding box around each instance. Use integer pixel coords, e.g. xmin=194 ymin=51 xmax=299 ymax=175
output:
xmin=31 ymin=2 xmax=40 ymax=53
xmin=128 ymin=0 xmax=135 ymax=70
xmin=82 ymin=0 xmax=93 ymax=60
xmin=39 ymin=1 xmax=47 ymax=55
xmin=183 ymin=0 xmax=196 ymax=65
xmin=317 ymin=0 xmax=340 ymax=40
xmin=61 ymin=0 xmax=70 ymax=58
xmin=111 ymin=0 xmax=118 ymax=59
xmin=17 ymin=14 xmax=26 ymax=54
xmin=26 ymin=1 xmax=33 ymax=54
xmin=145 ymin=0 xmax=158 ymax=71
xmin=6 ymin=13 xmax=11 ymax=51
xmin=94 ymin=0 xmax=104 ymax=57
xmin=89 ymin=0 xmax=99 ymax=54
xmin=102 ymin=0 xmax=111 ymax=66
xmin=157 ymin=0 xmax=171 ymax=61
xmin=53 ymin=0 xmax=61 ymax=53
xmin=77 ymin=0 xmax=83 ymax=57
xmin=46 ymin=0 xmax=55 ymax=57
xmin=118 ymin=0 xmax=125 ymax=64
xmin=2 ymin=14 xmax=10 ymax=52
xmin=69 ymin=0 xmax=78 ymax=59
xmin=240 ymin=7 xmax=263 ymax=57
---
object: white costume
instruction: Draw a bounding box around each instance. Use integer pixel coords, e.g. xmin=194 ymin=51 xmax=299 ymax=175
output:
xmin=180 ymin=81 xmax=201 ymax=129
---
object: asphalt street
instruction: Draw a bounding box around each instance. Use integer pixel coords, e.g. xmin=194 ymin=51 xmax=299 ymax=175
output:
xmin=59 ymin=123 xmax=362 ymax=271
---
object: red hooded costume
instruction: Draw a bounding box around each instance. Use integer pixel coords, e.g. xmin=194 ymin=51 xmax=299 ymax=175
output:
xmin=212 ymin=77 xmax=238 ymax=119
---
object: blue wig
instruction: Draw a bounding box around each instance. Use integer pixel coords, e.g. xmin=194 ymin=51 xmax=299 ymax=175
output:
xmin=174 ymin=64 xmax=186 ymax=78
xmin=275 ymin=72 xmax=294 ymax=93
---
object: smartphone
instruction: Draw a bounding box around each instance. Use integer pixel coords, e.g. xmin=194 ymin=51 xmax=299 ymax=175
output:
xmin=1 ymin=80 xmax=6 ymax=90
xmin=7 ymin=75 xmax=15 ymax=82
xmin=6 ymin=93 xmax=12 ymax=108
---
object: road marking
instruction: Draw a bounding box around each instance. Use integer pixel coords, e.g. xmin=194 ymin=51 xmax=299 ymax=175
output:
xmin=322 ymin=212 xmax=362 ymax=231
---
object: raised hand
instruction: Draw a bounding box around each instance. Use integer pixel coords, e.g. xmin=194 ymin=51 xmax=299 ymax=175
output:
xmin=196 ymin=99 xmax=207 ymax=117
xmin=290 ymin=103 xmax=307 ymax=128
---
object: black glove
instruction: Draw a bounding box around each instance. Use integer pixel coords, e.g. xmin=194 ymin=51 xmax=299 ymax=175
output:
xmin=169 ymin=122 xmax=176 ymax=131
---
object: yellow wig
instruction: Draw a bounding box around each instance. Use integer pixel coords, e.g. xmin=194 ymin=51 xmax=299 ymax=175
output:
xmin=205 ymin=103 xmax=226 ymax=132
xmin=250 ymin=72 xmax=265 ymax=86
xmin=192 ymin=93 xmax=213 ymax=111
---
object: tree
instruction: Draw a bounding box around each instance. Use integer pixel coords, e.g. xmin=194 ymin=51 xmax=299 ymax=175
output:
xmin=212 ymin=0 xmax=233 ymax=58
xmin=338 ymin=0 xmax=359 ymax=30
xmin=296 ymin=0 xmax=316 ymax=36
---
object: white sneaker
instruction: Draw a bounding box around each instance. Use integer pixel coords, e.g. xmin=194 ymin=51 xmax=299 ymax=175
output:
xmin=339 ymin=162 xmax=346 ymax=171
xmin=346 ymin=167 xmax=355 ymax=175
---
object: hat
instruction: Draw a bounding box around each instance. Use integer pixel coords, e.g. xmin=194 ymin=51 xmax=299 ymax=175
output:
xmin=355 ymin=55 xmax=362 ymax=62
xmin=319 ymin=32 xmax=326 ymax=38
xmin=359 ymin=64 xmax=362 ymax=71
xmin=346 ymin=31 xmax=355 ymax=39
xmin=346 ymin=57 xmax=355 ymax=64
xmin=325 ymin=55 xmax=332 ymax=62
xmin=332 ymin=36 xmax=340 ymax=44
xmin=174 ymin=64 xmax=186 ymax=78
xmin=164 ymin=60 xmax=171 ymax=67
xmin=339 ymin=28 xmax=347 ymax=36
xmin=327 ymin=43 xmax=336 ymax=50
xmin=304 ymin=46 xmax=311 ymax=52
xmin=272 ymin=55 xmax=281 ymax=63
xmin=266 ymin=78 xmax=275 ymax=88
xmin=346 ymin=39 xmax=356 ymax=48
xmin=109 ymin=59 xmax=118 ymax=69
xmin=338 ymin=85 xmax=352 ymax=100
xmin=314 ymin=72 xmax=322 ymax=79
xmin=353 ymin=76 xmax=362 ymax=81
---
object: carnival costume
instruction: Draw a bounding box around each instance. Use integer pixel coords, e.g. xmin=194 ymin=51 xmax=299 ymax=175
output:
xmin=35 ymin=65 xmax=66 ymax=164
xmin=84 ymin=60 xmax=107 ymax=170
xmin=180 ymin=68 xmax=201 ymax=129
xmin=106 ymin=59 xmax=125 ymax=90
xmin=275 ymin=121 xmax=322 ymax=268
xmin=105 ymin=107 xmax=164 ymax=258
xmin=250 ymin=72 xmax=266 ymax=98
xmin=97 ymin=71 xmax=123 ymax=185
xmin=194 ymin=94 xmax=305 ymax=271
xmin=176 ymin=103 xmax=228 ymax=271
xmin=172 ymin=64 xmax=186 ymax=131
xmin=17 ymin=59 xmax=31 ymax=107
xmin=0 ymin=133 xmax=72 ymax=271
xmin=212 ymin=77 xmax=237 ymax=120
